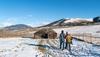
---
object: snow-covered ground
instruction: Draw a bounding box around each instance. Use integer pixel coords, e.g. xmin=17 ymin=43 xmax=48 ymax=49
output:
xmin=0 ymin=38 xmax=99 ymax=57
xmin=0 ymin=38 xmax=44 ymax=57
xmin=53 ymin=25 xmax=100 ymax=37
xmin=0 ymin=25 xmax=100 ymax=57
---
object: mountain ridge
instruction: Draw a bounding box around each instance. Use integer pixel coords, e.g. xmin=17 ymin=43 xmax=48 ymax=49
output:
xmin=2 ymin=24 xmax=33 ymax=31
xmin=41 ymin=18 xmax=93 ymax=27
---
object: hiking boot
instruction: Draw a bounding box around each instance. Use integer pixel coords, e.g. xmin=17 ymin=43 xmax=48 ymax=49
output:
xmin=62 ymin=49 xmax=64 ymax=50
xmin=65 ymin=47 xmax=67 ymax=49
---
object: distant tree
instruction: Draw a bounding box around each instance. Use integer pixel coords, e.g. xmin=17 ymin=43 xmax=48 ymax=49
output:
xmin=93 ymin=16 xmax=100 ymax=22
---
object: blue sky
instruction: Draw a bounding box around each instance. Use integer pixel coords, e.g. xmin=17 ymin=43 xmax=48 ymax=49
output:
xmin=0 ymin=0 xmax=100 ymax=27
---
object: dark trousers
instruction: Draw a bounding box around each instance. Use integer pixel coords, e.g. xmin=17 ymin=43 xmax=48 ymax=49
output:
xmin=60 ymin=41 xmax=64 ymax=50
xmin=68 ymin=43 xmax=71 ymax=52
xmin=65 ymin=42 xmax=68 ymax=49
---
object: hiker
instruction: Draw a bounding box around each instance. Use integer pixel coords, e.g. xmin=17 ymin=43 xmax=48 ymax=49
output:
xmin=65 ymin=33 xmax=73 ymax=52
xmin=59 ymin=30 xmax=65 ymax=50
xmin=65 ymin=32 xmax=68 ymax=49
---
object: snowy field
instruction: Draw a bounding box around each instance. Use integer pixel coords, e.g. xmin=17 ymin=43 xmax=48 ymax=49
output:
xmin=53 ymin=25 xmax=100 ymax=45
xmin=0 ymin=25 xmax=100 ymax=57
xmin=53 ymin=25 xmax=100 ymax=37
xmin=0 ymin=38 xmax=44 ymax=57
xmin=0 ymin=38 xmax=100 ymax=57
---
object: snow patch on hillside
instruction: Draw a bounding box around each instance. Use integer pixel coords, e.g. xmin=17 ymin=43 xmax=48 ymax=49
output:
xmin=53 ymin=25 xmax=100 ymax=37
xmin=64 ymin=18 xmax=92 ymax=23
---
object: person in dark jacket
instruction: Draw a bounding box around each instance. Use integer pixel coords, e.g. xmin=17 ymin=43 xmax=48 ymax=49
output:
xmin=65 ymin=32 xmax=68 ymax=49
xmin=59 ymin=30 xmax=65 ymax=50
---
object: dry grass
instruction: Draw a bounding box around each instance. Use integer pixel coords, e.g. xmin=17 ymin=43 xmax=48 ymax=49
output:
xmin=72 ymin=33 xmax=100 ymax=45
xmin=0 ymin=28 xmax=39 ymax=38
xmin=38 ymin=39 xmax=47 ymax=53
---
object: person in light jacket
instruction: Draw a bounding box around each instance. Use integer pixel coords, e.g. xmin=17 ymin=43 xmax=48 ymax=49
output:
xmin=65 ymin=34 xmax=73 ymax=52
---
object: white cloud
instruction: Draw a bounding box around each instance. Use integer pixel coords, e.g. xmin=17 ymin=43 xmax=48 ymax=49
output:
xmin=0 ymin=15 xmax=50 ymax=27
xmin=27 ymin=21 xmax=50 ymax=27
xmin=23 ymin=15 xmax=33 ymax=19
xmin=40 ymin=21 xmax=50 ymax=25
xmin=27 ymin=15 xmax=33 ymax=17
xmin=1 ymin=22 xmax=13 ymax=27
xmin=0 ymin=15 xmax=34 ymax=27
xmin=0 ymin=18 xmax=17 ymax=27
